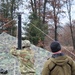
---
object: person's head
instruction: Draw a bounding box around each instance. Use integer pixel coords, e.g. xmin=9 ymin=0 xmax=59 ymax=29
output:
xmin=50 ymin=41 xmax=61 ymax=53
xmin=22 ymin=40 xmax=31 ymax=48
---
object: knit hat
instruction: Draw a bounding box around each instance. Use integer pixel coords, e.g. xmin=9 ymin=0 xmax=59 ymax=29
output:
xmin=50 ymin=41 xmax=61 ymax=52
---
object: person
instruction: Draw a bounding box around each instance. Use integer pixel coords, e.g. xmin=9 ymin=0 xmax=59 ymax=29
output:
xmin=10 ymin=40 xmax=35 ymax=75
xmin=42 ymin=41 xmax=75 ymax=75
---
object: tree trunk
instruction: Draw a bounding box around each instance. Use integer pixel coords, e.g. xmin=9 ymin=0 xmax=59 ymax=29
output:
xmin=34 ymin=0 xmax=37 ymax=14
xmin=53 ymin=1 xmax=58 ymax=41
xmin=39 ymin=0 xmax=41 ymax=20
xmin=42 ymin=0 xmax=47 ymax=24
xmin=31 ymin=0 xmax=34 ymax=12
xmin=11 ymin=0 xmax=15 ymax=19
xmin=67 ymin=0 xmax=75 ymax=50
xmin=69 ymin=17 xmax=75 ymax=50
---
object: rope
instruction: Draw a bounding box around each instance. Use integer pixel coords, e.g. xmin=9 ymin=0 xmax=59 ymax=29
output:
xmin=1 ymin=19 xmax=75 ymax=57
xmin=31 ymin=23 xmax=54 ymax=41
xmin=2 ymin=20 xmax=14 ymax=27
xmin=31 ymin=22 xmax=75 ymax=57
xmin=1 ymin=19 xmax=18 ymax=46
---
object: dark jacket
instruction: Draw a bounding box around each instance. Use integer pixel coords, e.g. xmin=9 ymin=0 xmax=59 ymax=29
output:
xmin=42 ymin=54 xmax=75 ymax=75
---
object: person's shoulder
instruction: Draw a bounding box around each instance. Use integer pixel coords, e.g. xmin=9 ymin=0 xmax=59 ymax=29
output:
xmin=44 ymin=58 xmax=52 ymax=65
xmin=66 ymin=55 xmax=75 ymax=64
xmin=43 ymin=58 xmax=54 ymax=69
xmin=66 ymin=55 xmax=73 ymax=60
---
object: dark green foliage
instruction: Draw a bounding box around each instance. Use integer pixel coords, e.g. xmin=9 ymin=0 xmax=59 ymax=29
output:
xmin=1 ymin=0 xmax=23 ymax=19
xmin=25 ymin=13 xmax=48 ymax=45
xmin=0 ymin=0 xmax=23 ymax=36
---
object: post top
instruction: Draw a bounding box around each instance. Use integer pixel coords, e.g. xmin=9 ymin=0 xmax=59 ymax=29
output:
xmin=16 ymin=12 xmax=24 ymax=15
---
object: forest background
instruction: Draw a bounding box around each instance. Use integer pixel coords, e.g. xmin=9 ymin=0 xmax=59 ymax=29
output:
xmin=0 ymin=0 xmax=75 ymax=51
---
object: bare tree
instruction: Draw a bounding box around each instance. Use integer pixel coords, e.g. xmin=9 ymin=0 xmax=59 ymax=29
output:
xmin=31 ymin=0 xmax=34 ymax=12
xmin=47 ymin=0 xmax=65 ymax=41
xmin=42 ymin=0 xmax=47 ymax=24
xmin=34 ymin=0 xmax=37 ymax=14
xmin=0 ymin=0 xmax=23 ymax=35
xmin=65 ymin=0 xmax=75 ymax=50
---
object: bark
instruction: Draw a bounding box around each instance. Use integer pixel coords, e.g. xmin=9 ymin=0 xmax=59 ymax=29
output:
xmin=34 ymin=0 xmax=37 ymax=14
xmin=11 ymin=0 xmax=15 ymax=19
xmin=39 ymin=0 xmax=41 ymax=20
xmin=53 ymin=0 xmax=58 ymax=41
xmin=31 ymin=0 xmax=34 ymax=12
xmin=42 ymin=0 xmax=47 ymax=24
xmin=66 ymin=0 xmax=75 ymax=50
